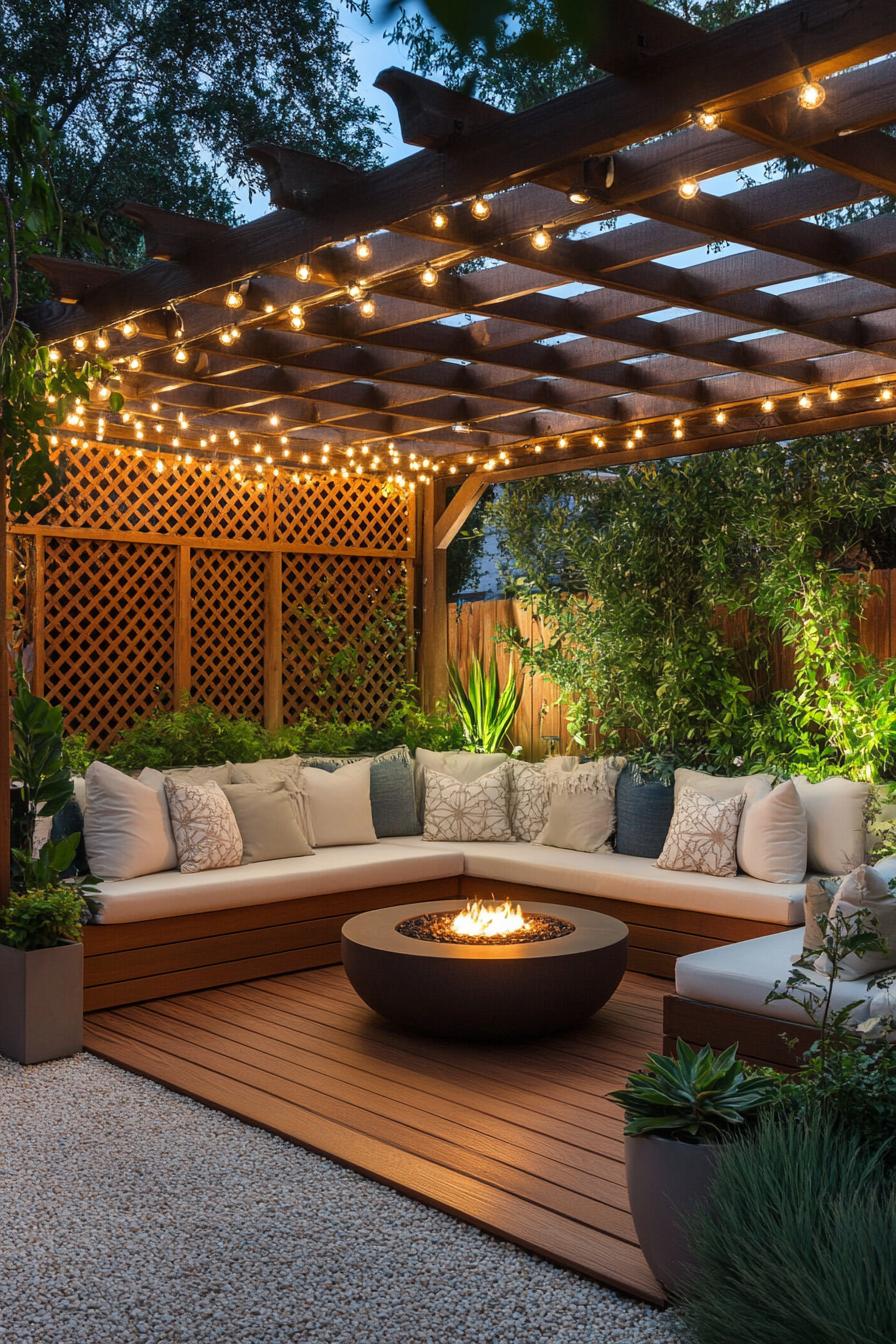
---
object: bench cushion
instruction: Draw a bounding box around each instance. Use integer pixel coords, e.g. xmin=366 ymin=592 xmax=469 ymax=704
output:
xmin=94 ymin=842 xmax=464 ymax=923
xmin=674 ymin=928 xmax=875 ymax=1026
xmin=388 ymin=837 xmax=805 ymax=925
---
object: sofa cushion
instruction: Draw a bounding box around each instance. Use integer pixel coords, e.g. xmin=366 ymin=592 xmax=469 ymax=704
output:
xmin=164 ymin=777 xmax=243 ymax=873
xmin=674 ymin=928 xmax=875 ymax=1027
xmin=657 ymin=787 xmax=744 ymax=878
xmin=738 ymin=779 xmax=807 ymax=884
xmin=815 ymin=862 xmax=896 ymax=981
xmin=164 ymin=764 xmax=232 ymax=787
xmin=221 ymin=780 xmax=314 ymax=864
xmin=673 ymin=767 xmax=774 ymax=803
xmin=84 ymin=762 xmax=178 ymax=880
xmin=614 ymin=765 xmax=674 ymax=859
xmin=423 ymin=764 xmax=513 ymax=842
xmin=300 ymin=747 xmax=420 ymax=839
xmin=230 ymin=755 xmax=303 ymax=787
xmin=303 ymin=759 xmax=377 ymax=847
xmin=535 ymin=757 xmax=622 ymax=854
xmin=389 ymin=836 xmax=805 ymax=925
xmin=94 ymin=841 xmax=465 ymax=923
xmin=793 ymin=775 xmax=870 ymax=875
xmin=506 ymin=759 xmax=549 ymax=841
xmin=414 ymin=749 xmax=506 ymax=822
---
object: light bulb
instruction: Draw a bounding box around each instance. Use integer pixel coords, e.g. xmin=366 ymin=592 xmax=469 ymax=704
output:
xmin=48 ymin=347 xmax=61 ymax=363
xmin=591 ymin=433 xmax=605 ymax=448
xmin=73 ymin=334 xmax=88 ymax=352
xmin=695 ymin=109 xmax=719 ymax=131
xmin=96 ymin=383 xmax=111 ymax=401
xmin=219 ymin=328 xmax=233 ymax=345
xmin=828 ymin=385 xmax=841 ymax=401
xmin=420 ymin=265 xmax=439 ymax=288
xmin=289 ymin=302 xmax=303 ymax=317
xmin=715 ymin=409 xmax=727 ymax=425
xmin=347 ymin=281 xmax=364 ymax=301
xmin=355 ymin=236 xmax=372 ymax=260
xmin=94 ymin=329 xmax=109 ymax=351
xmin=567 ymin=187 xmax=589 ymax=205
xmin=296 ymin=259 xmax=312 ymax=282
xmin=431 ymin=207 xmax=448 ymax=230
xmin=174 ymin=345 xmax=189 ymax=363
xmin=678 ymin=177 xmax=700 ymax=200
xmin=634 ymin=426 xmax=645 ymax=440
xmin=881 ymin=386 xmax=894 ymax=402
xmin=672 ymin=416 xmax=683 ymax=429
xmin=359 ymin=296 xmax=376 ymax=317
xmin=798 ymin=392 xmax=812 ymax=409
xmin=673 ymin=427 xmax=684 ymax=440
xmin=798 ymin=71 xmax=826 ymax=110
xmin=269 ymin=414 xmax=280 ymax=427
xmin=625 ymin=437 xmax=635 ymax=449
xmin=229 ymin=325 xmax=240 ymax=342
xmin=289 ymin=311 xmax=305 ymax=330
xmin=760 ymin=397 xmax=775 ymax=414
xmin=120 ymin=319 xmax=139 ymax=339
xmin=225 ymin=287 xmax=244 ymax=309
xmin=530 ymin=225 xmax=552 ymax=251
xmin=557 ymin=435 xmax=568 ymax=449
xmin=127 ymin=354 xmax=142 ymax=372
xmin=470 ymin=195 xmax=491 ymax=220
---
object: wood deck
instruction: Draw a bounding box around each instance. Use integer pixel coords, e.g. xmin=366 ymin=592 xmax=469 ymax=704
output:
xmin=84 ymin=966 xmax=666 ymax=1305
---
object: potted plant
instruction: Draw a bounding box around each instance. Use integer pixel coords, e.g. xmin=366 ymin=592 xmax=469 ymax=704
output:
xmin=0 ymin=884 xmax=86 ymax=1063
xmin=608 ymin=1040 xmax=779 ymax=1295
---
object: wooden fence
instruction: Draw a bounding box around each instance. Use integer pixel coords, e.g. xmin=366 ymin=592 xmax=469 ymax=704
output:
xmin=447 ymin=570 xmax=896 ymax=760
xmin=9 ymin=448 xmax=415 ymax=746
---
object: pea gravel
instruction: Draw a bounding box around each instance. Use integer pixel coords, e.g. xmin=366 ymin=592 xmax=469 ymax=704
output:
xmin=0 ymin=1051 xmax=689 ymax=1344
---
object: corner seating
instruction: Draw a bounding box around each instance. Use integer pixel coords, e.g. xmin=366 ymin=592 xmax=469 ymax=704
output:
xmin=83 ymin=834 xmax=805 ymax=1011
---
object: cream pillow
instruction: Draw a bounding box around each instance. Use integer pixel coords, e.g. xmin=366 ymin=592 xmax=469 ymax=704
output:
xmin=657 ymin=787 xmax=744 ymax=878
xmin=229 ymin=755 xmax=303 ymax=787
xmin=507 ymin=759 xmax=549 ymax=841
xmin=84 ymin=762 xmax=178 ymax=879
xmin=793 ymin=776 xmax=870 ymax=875
xmin=815 ymin=862 xmax=896 ymax=981
xmin=737 ymin=779 xmax=807 ymax=883
xmin=163 ymin=777 xmax=243 ymax=873
xmin=221 ymin=780 xmax=313 ymax=864
xmin=535 ymin=758 xmax=623 ymax=854
xmin=414 ymin=748 xmax=506 ymax=822
xmin=164 ymin=764 xmax=232 ymax=786
xmin=303 ymin=758 xmax=377 ymax=847
xmin=423 ymin=764 xmax=513 ymax=842
xmin=674 ymin=767 xmax=774 ymax=803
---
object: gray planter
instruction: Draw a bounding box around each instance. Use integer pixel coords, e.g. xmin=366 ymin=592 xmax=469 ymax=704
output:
xmin=0 ymin=941 xmax=83 ymax=1064
xmin=625 ymin=1133 xmax=720 ymax=1297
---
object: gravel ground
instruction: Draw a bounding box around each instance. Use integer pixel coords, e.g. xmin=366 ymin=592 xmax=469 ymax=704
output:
xmin=0 ymin=1051 xmax=688 ymax=1344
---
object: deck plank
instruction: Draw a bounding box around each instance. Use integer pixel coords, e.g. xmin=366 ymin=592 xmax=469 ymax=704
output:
xmin=85 ymin=966 xmax=666 ymax=1306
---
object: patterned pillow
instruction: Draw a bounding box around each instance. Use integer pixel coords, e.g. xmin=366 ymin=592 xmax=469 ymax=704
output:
xmin=423 ymin=764 xmax=513 ymax=842
xmin=656 ymin=786 xmax=744 ymax=878
xmin=163 ymin=777 xmax=243 ymax=873
xmin=507 ymin=760 xmax=549 ymax=841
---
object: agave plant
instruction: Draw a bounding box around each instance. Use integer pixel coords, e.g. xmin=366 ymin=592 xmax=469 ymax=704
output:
xmin=447 ymin=652 xmax=523 ymax=753
xmin=608 ymin=1039 xmax=780 ymax=1141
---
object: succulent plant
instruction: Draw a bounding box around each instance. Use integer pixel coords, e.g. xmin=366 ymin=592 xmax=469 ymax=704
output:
xmin=608 ymin=1039 xmax=780 ymax=1141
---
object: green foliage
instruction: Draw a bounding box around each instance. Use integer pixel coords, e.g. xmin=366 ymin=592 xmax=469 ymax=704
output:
xmin=448 ymin=653 xmax=522 ymax=752
xmin=104 ymin=702 xmax=269 ymax=772
xmin=488 ymin=430 xmax=896 ymax=778
xmin=0 ymin=884 xmax=85 ymax=950
xmin=681 ymin=1115 xmax=895 ymax=1344
xmin=608 ymin=1039 xmax=779 ymax=1142
xmin=11 ymin=663 xmax=76 ymax=882
xmin=61 ymin=731 xmax=95 ymax=776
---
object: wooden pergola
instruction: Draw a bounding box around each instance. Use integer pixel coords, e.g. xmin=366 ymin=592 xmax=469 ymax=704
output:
xmin=26 ymin=0 xmax=896 ymax=710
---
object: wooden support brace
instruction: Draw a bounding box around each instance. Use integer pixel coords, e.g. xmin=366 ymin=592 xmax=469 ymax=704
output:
xmin=374 ymin=68 xmax=506 ymax=151
xmin=433 ymin=474 xmax=490 ymax=550
xmin=247 ymin=144 xmax=362 ymax=213
xmin=118 ymin=202 xmax=232 ymax=263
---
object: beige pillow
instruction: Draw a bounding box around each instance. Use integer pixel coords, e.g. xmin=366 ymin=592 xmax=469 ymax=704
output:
xmin=221 ymin=780 xmax=313 ymax=864
xmin=802 ymin=877 xmax=835 ymax=955
xmin=84 ymin=762 xmax=178 ymax=879
xmin=657 ymin=786 xmax=745 ymax=878
xmin=303 ymin=758 xmax=377 ymax=847
xmin=793 ymin=776 xmax=870 ymax=875
xmin=423 ymin=764 xmax=513 ymax=842
xmin=164 ymin=763 xmax=232 ymax=786
xmin=414 ymin=748 xmax=506 ymax=822
xmin=230 ymin=755 xmax=303 ymax=788
xmin=815 ymin=862 xmax=896 ymax=980
xmin=535 ymin=758 xmax=623 ymax=854
xmin=507 ymin=760 xmax=549 ymax=841
xmin=674 ymin=767 xmax=774 ymax=803
xmin=163 ymin=777 xmax=243 ymax=873
xmin=737 ymin=779 xmax=807 ymax=883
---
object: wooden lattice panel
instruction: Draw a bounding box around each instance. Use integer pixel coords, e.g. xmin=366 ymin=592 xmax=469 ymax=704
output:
xmin=274 ymin=475 xmax=410 ymax=551
xmin=40 ymin=537 xmax=176 ymax=744
xmin=282 ymin=553 xmax=408 ymax=723
xmin=190 ymin=549 xmax=266 ymax=720
xmin=27 ymin=447 xmax=269 ymax=542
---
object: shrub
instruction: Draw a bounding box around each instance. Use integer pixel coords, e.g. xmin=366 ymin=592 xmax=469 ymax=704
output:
xmin=104 ymin=702 xmax=269 ymax=770
xmin=0 ymin=886 xmax=86 ymax=950
xmin=448 ymin=653 xmax=522 ymax=752
xmin=682 ymin=1115 xmax=895 ymax=1344
xmin=62 ymin=731 xmax=96 ymax=776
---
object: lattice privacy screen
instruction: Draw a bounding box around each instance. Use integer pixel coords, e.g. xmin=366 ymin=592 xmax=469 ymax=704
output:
xmin=12 ymin=448 xmax=414 ymax=744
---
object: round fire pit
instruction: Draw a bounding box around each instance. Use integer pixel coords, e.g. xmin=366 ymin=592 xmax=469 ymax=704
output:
xmin=341 ymin=899 xmax=628 ymax=1041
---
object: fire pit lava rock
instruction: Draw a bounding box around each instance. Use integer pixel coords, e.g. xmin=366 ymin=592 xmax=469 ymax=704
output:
xmin=341 ymin=898 xmax=628 ymax=1041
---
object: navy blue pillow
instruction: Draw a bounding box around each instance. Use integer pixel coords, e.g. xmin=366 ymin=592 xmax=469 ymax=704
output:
xmin=302 ymin=748 xmax=421 ymax=838
xmin=50 ymin=798 xmax=90 ymax=877
xmin=614 ymin=764 xmax=674 ymax=859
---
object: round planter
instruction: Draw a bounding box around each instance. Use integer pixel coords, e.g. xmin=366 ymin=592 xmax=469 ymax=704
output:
xmin=625 ymin=1133 xmax=720 ymax=1296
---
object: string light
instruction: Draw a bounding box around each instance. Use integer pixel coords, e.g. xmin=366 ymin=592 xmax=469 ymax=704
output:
xmin=120 ymin=319 xmax=139 ymax=339
xmin=760 ymin=396 xmax=775 ymax=414
xmin=295 ymin=258 xmax=312 ymax=282
xmin=557 ymin=435 xmax=568 ymax=449
xmin=355 ymin=236 xmax=372 ymax=260
xmin=672 ymin=417 xmax=683 ymax=429
xmin=48 ymin=347 xmax=61 ymax=363
xmin=673 ymin=425 xmax=685 ymax=440
xmin=269 ymin=414 xmax=280 ymax=428
xmin=289 ymin=307 xmax=305 ymax=330
xmin=73 ymin=334 xmax=88 ymax=352
xmin=694 ymin=108 xmax=719 ymax=131
xmin=798 ymin=392 xmax=812 ymax=409
xmin=94 ymin=329 xmax=109 ymax=351
xmin=633 ymin=426 xmax=645 ymax=441
xmin=218 ymin=328 xmax=235 ymax=345
xmin=591 ymin=433 xmax=606 ymax=448
xmin=95 ymin=383 xmax=111 ymax=401
xmin=420 ymin=264 xmax=439 ymax=288
xmin=714 ymin=409 xmax=728 ymax=425
xmin=347 ymin=281 xmax=364 ymax=301
xmin=127 ymin=354 xmax=142 ymax=372
xmin=431 ymin=207 xmax=448 ymax=230
xmin=174 ymin=345 xmax=189 ymax=364
xmin=678 ymin=177 xmax=700 ymax=200
xmin=828 ymin=385 xmax=841 ymax=402
xmin=225 ymin=286 xmax=244 ymax=309
xmin=470 ymin=195 xmax=491 ymax=220
xmin=797 ymin=69 xmax=826 ymax=110
xmin=880 ymin=386 xmax=894 ymax=402
xmin=359 ymin=296 xmax=377 ymax=318
xmin=530 ymin=225 xmax=552 ymax=251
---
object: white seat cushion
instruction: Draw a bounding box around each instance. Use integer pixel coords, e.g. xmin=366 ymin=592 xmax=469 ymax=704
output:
xmin=388 ymin=837 xmax=805 ymax=925
xmin=675 ymin=928 xmax=875 ymax=1027
xmin=95 ymin=841 xmax=464 ymax=923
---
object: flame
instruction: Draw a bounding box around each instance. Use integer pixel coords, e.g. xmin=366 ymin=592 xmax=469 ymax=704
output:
xmin=451 ymin=897 xmax=529 ymax=939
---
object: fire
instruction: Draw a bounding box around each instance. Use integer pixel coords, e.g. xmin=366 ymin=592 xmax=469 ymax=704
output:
xmin=451 ymin=897 xmax=529 ymax=939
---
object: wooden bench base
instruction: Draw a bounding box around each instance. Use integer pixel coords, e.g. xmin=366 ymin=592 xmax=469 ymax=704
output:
xmin=83 ymin=873 xmax=788 ymax=1010
xmin=663 ymin=993 xmax=820 ymax=1070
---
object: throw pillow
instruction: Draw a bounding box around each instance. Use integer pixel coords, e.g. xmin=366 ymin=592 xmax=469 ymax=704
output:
xmin=737 ymin=779 xmax=808 ymax=883
xmin=657 ymin=786 xmax=745 ymax=878
xmin=535 ymin=758 xmax=624 ymax=854
xmin=163 ymin=777 xmax=243 ymax=873
xmin=414 ymin=748 xmax=506 ymax=823
xmin=802 ymin=877 xmax=837 ymax=955
xmin=221 ymin=780 xmax=314 ymax=864
xmin=507 ymin=759 xmax=549 ymax=841
xmin=614 ymin=764 xmax=675 ymax=859
xmin=815 ymin=862 xmax=896 ymax=981
xmin=164 ymin=763 xmax=232 ymax=787
xmin=229 ymin=755 xmax=303 ymax=788
xmin=303 ymin=758 xmax=377 ymax=847
xmin=673 ymin=766 xmax=774 ymax=804
xmin=423 ymin=763 xmax=513 ymax=842
xmin=300 ymin=746 xmax=419 ymax=838
xmin=84 ymin=762 xmax=178 ymax=880
xmin=793 ymin=776 xmax=870 ymax=875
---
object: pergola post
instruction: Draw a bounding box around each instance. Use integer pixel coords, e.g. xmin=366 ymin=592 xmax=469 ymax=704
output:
xmin=418 ymin=478 xmax=448 ymax=710
xmin=0 ymin=451 xmax=11 ymax=904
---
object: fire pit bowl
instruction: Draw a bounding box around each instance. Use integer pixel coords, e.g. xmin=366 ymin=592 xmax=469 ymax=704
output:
xmin=341 ymin=899 xmax=628 ymax=1041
